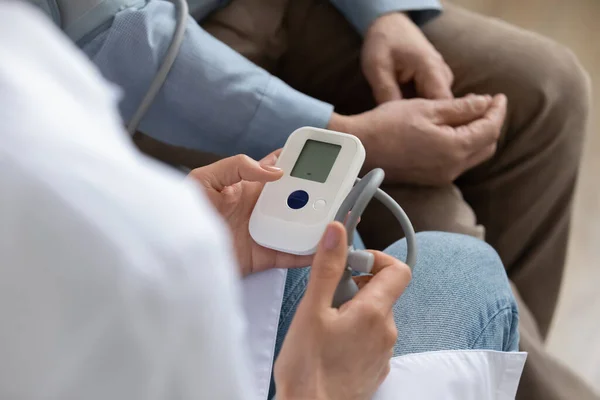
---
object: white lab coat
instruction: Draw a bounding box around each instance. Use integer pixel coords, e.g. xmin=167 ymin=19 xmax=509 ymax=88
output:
xmin=0 ymin=3 xmax=526 ymax=400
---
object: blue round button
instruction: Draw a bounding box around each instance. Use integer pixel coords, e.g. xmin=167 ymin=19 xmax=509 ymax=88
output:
xmin=287 ymin=190 xmax=309 ymax=210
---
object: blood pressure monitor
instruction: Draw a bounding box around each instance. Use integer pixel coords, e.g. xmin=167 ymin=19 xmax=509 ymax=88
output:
xmin=250 ymin=127 xmax=365 ymax=255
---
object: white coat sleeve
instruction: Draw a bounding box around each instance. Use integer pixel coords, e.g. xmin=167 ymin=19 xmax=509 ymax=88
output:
xmin=0 ymin=3 xmax=256 ymax=399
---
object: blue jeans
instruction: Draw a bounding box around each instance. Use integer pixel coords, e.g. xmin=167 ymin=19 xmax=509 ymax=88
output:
xmin=272 ymin=232 xmax=519 ymax=393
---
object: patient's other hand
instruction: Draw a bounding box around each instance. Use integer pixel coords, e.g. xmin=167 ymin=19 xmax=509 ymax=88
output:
xmin=188 ymin=151 xmax=312 ymax=276
xmin=362 ymin=12 xmax=453 ymax=102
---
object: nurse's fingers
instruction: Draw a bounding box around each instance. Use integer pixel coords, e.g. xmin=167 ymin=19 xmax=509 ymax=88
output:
xmin=304 ymin=222 xmax=349 ymax=308
xmin=353 ymin=275 xmax=372 ymax=290
xmin=352 ymin=251 xmax=411 ymax=314
xmin=189 ymin=154 xmax=283 ymax=191
xmin=259 ymin=149 xmax=283 ymax=166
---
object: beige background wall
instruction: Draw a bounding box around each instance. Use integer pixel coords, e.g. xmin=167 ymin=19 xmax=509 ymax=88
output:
xmin=452 ymin=0 xmax=600 ymax=391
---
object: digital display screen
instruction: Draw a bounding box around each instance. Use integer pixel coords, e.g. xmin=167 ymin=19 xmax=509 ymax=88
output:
xmin=290 ymin=140 xmax=341 ymax=183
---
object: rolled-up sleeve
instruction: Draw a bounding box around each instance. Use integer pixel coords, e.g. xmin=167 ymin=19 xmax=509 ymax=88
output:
xmin=330 ymin=0 xmax=442 ymax=35
xmin=81 ymin=1 xmax=333 ymax=159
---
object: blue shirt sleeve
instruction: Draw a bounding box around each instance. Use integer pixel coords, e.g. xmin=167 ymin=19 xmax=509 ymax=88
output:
xmin=81 ymin=1 xmax=333 ymax=160
xmin=329 ymin=0 xmax=442 ymax=35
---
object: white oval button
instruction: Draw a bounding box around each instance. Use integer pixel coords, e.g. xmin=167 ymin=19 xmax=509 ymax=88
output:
xmin=313 ymin=199 xmax=327 ymax=210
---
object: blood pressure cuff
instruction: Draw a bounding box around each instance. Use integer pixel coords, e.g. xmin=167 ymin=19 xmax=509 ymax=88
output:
xmin=26 ymin=0 xmax=145 ymax=43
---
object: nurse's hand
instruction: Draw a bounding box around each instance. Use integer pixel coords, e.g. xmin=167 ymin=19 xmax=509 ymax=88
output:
xmin=275 ymin=222 xmax=412 ymax=400
xmin=188 ymin=151 xmax=313 ymax=277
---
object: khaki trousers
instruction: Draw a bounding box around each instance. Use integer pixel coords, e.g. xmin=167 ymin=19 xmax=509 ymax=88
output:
xmin=135 ymin=1 xmax=595 ymax=398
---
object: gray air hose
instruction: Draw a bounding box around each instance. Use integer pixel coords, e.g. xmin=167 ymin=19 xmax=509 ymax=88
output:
xmin=126 ymin=0 xmax=188 ymax=135
xmin=332 ymin=168 xmax=417 ymax=307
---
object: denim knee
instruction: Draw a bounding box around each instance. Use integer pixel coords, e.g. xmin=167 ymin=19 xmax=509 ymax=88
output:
xmin=274 ymin=232 xmax=520 ymax=365
xmin=385 ymin=232 xmax=519 ymax=355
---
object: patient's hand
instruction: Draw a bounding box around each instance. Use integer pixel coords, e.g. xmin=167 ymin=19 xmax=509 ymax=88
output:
xmin=188 ymin=151 xmax=313 ymax=276
xmin=328 ymin=94 xmax=506 ymax=185
xmin=362 ymin=12 xmax=453 ymax=103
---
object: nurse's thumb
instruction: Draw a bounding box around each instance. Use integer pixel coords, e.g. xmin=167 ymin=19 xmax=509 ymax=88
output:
xmin=305 ymin=222 xmax=348 ymax=308
xmin=189 ymin=154 xmax=282 ymax=191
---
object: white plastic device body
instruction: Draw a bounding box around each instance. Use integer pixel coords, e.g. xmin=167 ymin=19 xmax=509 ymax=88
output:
xmin=249 ymin=127 xmax=365 ymax=255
